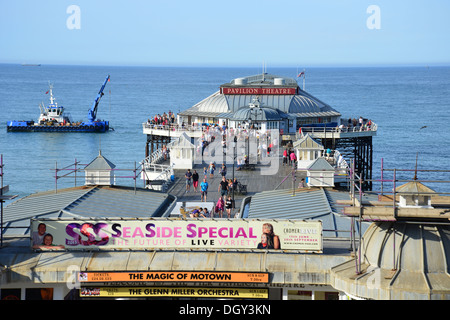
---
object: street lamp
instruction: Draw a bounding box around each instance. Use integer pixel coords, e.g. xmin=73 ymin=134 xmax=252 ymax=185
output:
xmin=232 ymin=135 xmax=237 ymax=212
xmin=247 ymin=97 xmax=262 ymax=162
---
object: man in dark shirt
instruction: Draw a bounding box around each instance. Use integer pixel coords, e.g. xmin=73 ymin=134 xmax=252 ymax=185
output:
xmin=185 ymin=169 xmax=192 ymax=193
xmin=192 ymin=170 xmax=199 ymax=192
xmin=218 ymin=176 xmax=229 ymax=199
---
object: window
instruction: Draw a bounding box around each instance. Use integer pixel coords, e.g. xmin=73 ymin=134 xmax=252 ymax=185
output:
xmin=288 ymin=290 xmax=312 ymax=300
xmin=25 ymin=288 xmax=54 ymax=300
xmin=266 ymin=121 xmax=279 ymax=129
xmin=325 ymin=292 xmax=339 ymax=300
xmin=1 ymin=288 xmax=21 ymax=300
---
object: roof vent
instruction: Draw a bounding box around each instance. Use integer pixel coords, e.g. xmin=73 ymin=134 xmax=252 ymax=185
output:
xmin=274 ymin=78 xmax=285 ymax=85
xmin=234 ymin=78 xmax=247 ymax=85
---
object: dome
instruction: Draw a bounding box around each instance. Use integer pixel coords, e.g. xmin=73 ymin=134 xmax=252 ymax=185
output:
xmin=331 ymin=222 xmax=450 ymax=300
xmin=227 ymin=106 xmax=292 ymax=122
xmin=178 ymin=73 xmax=341 ymax=119
xmin=196 ymin=91 xmax=229 ymax=113
xmin=289 ymin=90 xmax=341 ymax=116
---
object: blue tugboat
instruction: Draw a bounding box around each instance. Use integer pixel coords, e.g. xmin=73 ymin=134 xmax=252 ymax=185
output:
xmin=7 ymin=75 xmax=112 ymax=133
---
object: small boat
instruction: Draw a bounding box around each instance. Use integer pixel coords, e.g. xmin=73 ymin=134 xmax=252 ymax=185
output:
xmin=7 ymin=75 xmax=111 ymax=133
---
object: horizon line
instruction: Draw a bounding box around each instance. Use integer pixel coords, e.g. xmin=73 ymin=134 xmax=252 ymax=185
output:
xmin=2 ymin=61 xmax=450 ymax=69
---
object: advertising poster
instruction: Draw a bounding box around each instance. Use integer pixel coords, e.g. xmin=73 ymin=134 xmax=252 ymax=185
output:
xmin=78 ymin=271 xmax=269 ymax=283
xmin=80 ymin=287 xmax=269 ymax=299
xmin=30 ymin=218 xmax=322 ymax=252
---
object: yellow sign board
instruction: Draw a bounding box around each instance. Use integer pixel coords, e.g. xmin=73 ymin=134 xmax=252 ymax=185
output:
xmin=80 ymin=287 xmax=268 ymax=299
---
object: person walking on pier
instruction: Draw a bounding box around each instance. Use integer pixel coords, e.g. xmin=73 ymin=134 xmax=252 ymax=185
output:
xmin=283 ymin=148 xmax=288 ymax=166
xmin=185 ymin=169 xmax=192 ymax=193
xmin=215 ymin=196 xmax=224 ymax=218
xmin=218 ymin=176 xmax=229 ymax=200
xmin=209 ymin=162 xmax=215 ymax=178
xmin=192 ymin=170 xmax=199 ymax=192
xmin=220 ymin=163 xmax=227 ymax=178
xmin=225 ymin=195 xmax=233 ymax=218
xmin=200 ymin=178 xmax=209 ymax=202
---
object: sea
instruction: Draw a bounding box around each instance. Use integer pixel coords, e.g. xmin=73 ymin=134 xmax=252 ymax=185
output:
xmin=0 ymin=64 xmax=449 ymax=200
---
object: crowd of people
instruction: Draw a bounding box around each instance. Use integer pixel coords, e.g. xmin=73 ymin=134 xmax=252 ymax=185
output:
xmin=337 ymin=117 xmax=374 ymax=132
xmin=146 ymin=111 xmax=176 ymax=126
xmin=195 ymin=124 xmax=279 ymax=167
xmin=282 ymin=148 xmax=297 ymax=166
xmin=184 ymin=162 xmax=240 ymax=219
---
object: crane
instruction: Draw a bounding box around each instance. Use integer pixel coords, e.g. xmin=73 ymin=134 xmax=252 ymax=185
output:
xmin=86 ymin=75 xmax=110 ymax=123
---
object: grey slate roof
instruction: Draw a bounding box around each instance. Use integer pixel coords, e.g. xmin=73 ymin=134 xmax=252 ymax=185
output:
xmin=245 ymin=187 xmax=371 ymax=238
xmin=293 ymin=133 xmax=323 ymax=149
xmin=84 ymin=152 xmax=116 ymax=170
xmin=2 ymin=185 xmax=177 ymax=236
xmin=307 ymin=158 xmax=335 ymax=171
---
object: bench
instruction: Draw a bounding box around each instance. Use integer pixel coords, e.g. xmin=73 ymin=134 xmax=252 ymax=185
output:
xmin=240 ymin=163 xmax=255 ymax=171
xmin=237 ymin=182 xmax=247 ymax=195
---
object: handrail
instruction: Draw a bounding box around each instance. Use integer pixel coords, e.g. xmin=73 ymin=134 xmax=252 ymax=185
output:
xmin=144 ymin=121 xmax=378 ymax=138
xmin=143 ymin=123 xmax=203 ymax=132
xmin=300 ymin=123 xmax=377 ymax=134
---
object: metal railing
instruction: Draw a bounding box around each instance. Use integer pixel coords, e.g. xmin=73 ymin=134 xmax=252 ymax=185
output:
xmin=297 ymin=122 xmax=377 ymax=137
xmin=143 ymin=123 xmax=203 ymax=133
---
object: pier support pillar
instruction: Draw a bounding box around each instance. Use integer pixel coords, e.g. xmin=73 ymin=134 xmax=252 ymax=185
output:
xmin=324 ymin=136 xmax=373 ymax=190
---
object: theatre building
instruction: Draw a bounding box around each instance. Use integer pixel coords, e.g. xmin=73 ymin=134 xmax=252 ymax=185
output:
xmin=177 ymin=73 xmax=341 ymax=135
xmin=0 ymin=152 xmax=358 ymax=301
xmin=0 ymin=190 xmax=349 ymax=300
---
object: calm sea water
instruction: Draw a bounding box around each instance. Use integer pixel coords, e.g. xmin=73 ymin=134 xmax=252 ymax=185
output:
xmin=1 ymin=64 xmax=449 ymax=199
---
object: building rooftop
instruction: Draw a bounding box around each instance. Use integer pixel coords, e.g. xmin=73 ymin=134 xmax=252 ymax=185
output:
xmin=179 ymin=73 xmax=341 ymax=119
xmin=1 ymin=185 xmax=177 ymax=236
xmin=84 ymin=151 xmax=116 ymax=171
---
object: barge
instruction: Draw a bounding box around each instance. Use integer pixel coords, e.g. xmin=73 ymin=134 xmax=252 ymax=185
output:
xmin=7 ymin=75 xmax=112 ymax=133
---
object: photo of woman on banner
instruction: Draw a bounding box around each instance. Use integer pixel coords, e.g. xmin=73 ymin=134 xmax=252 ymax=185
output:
xmin=257 ymin=233 xmax=274 ymax=249
xmin=262 ymin=223 xmax=280 ymax=249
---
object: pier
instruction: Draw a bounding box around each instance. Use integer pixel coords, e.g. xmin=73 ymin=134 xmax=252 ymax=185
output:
xmin=143 ymin=122 xmax=377 ymax=191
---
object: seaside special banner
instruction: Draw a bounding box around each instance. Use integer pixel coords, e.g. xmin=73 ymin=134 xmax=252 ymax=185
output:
xmin=30 ymin=219 xmax=322 ymax=252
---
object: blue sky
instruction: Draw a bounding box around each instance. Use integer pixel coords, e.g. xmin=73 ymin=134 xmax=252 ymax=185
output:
xmin=1 ymin=0 xmax=449 ymax=67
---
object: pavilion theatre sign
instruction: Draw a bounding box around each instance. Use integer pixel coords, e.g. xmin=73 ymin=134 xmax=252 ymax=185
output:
xmin=30 ymin=218 xmax=323 ymax=252
xmin=221 ymin=87 xmax=297 ymax=95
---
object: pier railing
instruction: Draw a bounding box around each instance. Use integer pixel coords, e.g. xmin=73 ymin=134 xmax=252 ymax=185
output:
xmin=299 ymin=122 xmax=377 ymax=134
xmin=296 ymin=122 xmax=377 ymax=140
xmin=144 ymin=121 xmax=377 ymax=140
xmin=143 ymin=123 xmax=203 ymax=132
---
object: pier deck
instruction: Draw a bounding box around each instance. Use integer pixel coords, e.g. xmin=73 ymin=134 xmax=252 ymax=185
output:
xmin=163 ymin=156 xmax=306 ymax=215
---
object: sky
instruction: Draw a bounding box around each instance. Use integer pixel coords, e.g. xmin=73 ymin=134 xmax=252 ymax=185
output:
xmin=1 ymin=0 xmax=449 ymax=67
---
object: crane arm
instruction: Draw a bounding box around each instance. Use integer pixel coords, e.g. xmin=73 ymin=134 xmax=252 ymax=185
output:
xmin=87 ymin=75 xmax=110 ymax=122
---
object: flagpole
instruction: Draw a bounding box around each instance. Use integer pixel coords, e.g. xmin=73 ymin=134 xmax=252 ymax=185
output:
xmin=303 ymin=69 xmax=306 ymax=91
xmin=296 ymin=69 xmax=306 ymax=91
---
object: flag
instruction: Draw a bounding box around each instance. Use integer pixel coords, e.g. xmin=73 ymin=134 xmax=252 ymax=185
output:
xmin=297 ymin=71 xmax=305 ymax=78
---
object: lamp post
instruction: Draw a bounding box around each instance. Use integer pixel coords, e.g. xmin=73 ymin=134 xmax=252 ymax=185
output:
xmin=248 ymin=97 xmax=262 ymax=163
xmin=232 ymin=136 xmax=237 ymax=212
